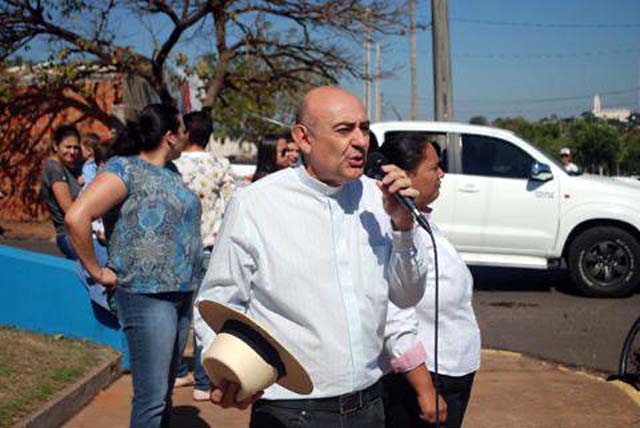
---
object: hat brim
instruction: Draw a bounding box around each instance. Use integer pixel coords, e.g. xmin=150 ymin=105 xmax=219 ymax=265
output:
xmin=198 ymin=300 xmax=313 ymax=395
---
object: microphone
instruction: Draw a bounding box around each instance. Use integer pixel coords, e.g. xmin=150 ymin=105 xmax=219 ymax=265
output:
xmin=365 ymin=152 xmax=432 ymax=234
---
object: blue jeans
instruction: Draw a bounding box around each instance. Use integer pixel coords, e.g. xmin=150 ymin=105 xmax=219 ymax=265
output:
xmin=176 ymin=249 xmax=212 ymax=391
xmin=112 ymin=289 xmax=193 ymax=428
xmin=176 ymin=335 xmax=211 ymax=391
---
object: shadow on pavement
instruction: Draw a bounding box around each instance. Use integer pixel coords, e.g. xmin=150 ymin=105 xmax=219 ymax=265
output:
xmin=471 ymin=266 xmax=640 ymax=297
xmin=470 ymin=266 xmax=580 ymax=294
xmin=171 ymin=405 xmax=210 ymax=428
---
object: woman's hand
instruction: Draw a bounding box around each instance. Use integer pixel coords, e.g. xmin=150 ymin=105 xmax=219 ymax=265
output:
xmin=416 ymin=388 xmax=448 ymax=425
xmin=95 ymin=267 xmax=118 ymax=290
xmin=96 ymin=229 xmax=107 ymax=245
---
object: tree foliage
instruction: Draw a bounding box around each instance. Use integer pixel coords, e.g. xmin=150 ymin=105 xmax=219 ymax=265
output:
xmin=1 ymin=0 xmax=406 ymax=114
xmin=492 ymin=115 xmax=640 ymax=175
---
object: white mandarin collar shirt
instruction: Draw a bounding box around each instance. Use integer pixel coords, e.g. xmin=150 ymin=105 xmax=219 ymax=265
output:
xmin=384 ymin=218 xmax=481 ymax=377
xmin=195 ymin=165 xmax=428 ymax=399
xmin=417 ymin=220 xmax=481 ymax=376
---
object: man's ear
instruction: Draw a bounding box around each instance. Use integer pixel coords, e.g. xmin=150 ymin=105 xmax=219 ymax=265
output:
xmin=292 ymin=124 xmax=311 ymax=155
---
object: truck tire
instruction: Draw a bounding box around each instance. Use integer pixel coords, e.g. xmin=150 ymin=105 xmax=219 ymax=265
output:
xmin=568 ymin=226 xmax=640 ymax=297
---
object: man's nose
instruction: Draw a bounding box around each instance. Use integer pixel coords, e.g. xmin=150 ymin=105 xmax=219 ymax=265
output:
xmin=352 ymin=127 xmax=368 ymax=147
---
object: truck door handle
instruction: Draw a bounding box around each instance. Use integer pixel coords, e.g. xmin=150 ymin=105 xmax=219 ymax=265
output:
xmin=458 ymin=185 xmax=479 ymax=193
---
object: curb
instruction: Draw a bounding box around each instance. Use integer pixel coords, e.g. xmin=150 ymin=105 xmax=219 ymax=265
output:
xmin=482 ymin=348 xmax=640 ymax=407
xmin=14 ymin=352 xmax=122 ymax=428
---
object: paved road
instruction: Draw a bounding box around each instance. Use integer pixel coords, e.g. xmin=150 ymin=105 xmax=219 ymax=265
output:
xmin=471 ymin=267 xmax=640 ymax=373
xmin=3 ymin=238 xmax=638 ymax=374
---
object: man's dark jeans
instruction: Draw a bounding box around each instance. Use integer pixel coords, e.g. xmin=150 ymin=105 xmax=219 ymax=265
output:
xmin=382 ymin=371 xmax=475 ymax=428
xmin=250 ymin=382 xmax=385 ymax=428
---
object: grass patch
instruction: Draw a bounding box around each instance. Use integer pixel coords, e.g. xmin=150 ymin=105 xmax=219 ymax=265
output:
xmin=0 ymin=326 xmax=117 ymax=428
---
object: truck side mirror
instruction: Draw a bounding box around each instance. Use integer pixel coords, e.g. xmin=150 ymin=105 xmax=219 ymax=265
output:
xmin=530 ymin=162 xmax=553 ymax=182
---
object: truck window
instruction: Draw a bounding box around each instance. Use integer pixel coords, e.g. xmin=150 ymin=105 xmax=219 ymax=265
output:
xmin=462 ymin=134 xmax=533 ymax=179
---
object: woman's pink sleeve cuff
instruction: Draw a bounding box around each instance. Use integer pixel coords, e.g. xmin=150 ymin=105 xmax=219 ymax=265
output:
xmin=389 ymin=342 xmax=427 ymax=373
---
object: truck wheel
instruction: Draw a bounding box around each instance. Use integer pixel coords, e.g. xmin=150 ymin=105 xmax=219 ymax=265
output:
xmin=568 ymin=226 xmax=640 ymax=297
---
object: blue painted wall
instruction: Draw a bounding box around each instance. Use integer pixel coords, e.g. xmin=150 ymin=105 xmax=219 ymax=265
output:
xmin=0 ymin=245 xmax=129 ymax=368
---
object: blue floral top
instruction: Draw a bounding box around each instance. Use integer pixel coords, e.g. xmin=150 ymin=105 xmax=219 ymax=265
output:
xmin=102 ymin=156 xmax=203 ymax=294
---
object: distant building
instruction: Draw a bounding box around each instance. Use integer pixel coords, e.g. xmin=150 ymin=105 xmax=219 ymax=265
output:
xmin=592 ymin=94 xmax=630 ymax=122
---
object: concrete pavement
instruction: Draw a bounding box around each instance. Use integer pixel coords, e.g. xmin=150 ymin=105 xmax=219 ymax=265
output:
xmin=64 ymin=350 xmax=640 ymax=428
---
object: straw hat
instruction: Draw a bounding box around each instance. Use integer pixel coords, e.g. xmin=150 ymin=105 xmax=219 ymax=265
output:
xmin=198 ymin=300 xmax=313 ymax=401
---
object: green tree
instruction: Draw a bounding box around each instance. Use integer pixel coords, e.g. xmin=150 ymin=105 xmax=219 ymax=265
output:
xmin=469 ymin=115 xmax=487 ymax=125
xmin=619 ymin=129 xmax=640 ymax=175
xmin=569 ymin=121 xmax=620 ymax=174
xmin=2 ymin=1 xmax=405 ymax=109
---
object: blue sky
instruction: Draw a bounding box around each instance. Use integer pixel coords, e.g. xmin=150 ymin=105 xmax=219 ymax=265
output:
xmin=16 ymin=0 xmax=640 ymax=123
xmin=345 ymin=0 xmax=640 ymax=121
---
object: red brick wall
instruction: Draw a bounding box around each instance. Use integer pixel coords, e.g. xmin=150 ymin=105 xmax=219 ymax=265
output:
xmin=0 ymin=76 xmax=122 ymax=221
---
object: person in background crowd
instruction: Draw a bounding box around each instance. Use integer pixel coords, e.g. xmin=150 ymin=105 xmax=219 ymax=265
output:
xmin=81 ymin=132 xmax=102 ymax=187
xmin=65 ymin=104 xmax=202 ymax=428
xmin=251 ymin=132 xmax=292 ymax=182
xmin=196 ymin=86 xmax=429 ymax=428
xmin=41 ymin=124 xmax=84 ymax=259
xmin=559 ymin=147 xmax=579 ymax=175
xmin=173 ymin=110 xmax=236 ymax=401
xmin=85 ymin=142 xmax=111 ymax=244
xmin=285 ymin=141 xmax=300 ymax=166
xmin=380 ymin=136 xmax=481 ymax=428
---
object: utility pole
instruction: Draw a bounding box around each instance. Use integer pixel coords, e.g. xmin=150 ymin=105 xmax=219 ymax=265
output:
xmin=431 ymin=0 xmax=454 ymax=121
xmin=410 ymin=0 xmax=417 ymax=120
xmin=375 ymin=42 xmax=382 ymax=122
xmin=363 ymin=17 xmax=371 ymax=117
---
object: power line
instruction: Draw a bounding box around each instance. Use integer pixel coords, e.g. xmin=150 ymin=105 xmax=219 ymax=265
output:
xmin=458 ymin=47 xmax=640 ymax=60
xmin=393 ymin=44 xmax=640 ymax=61
xmin=457 ymin=87 xmax=640 ymax=105
xmin=383 ymin=87 xmax=639 ymax=107
xmin=451 ymin=17 xmax=640 ymax=29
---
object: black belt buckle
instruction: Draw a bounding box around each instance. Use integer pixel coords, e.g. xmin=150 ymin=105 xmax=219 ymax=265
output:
xmin=339 ymin=390 xmax=363 ymax=415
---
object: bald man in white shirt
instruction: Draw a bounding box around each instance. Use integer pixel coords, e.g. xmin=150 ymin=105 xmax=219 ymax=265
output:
xmin=196 ymin=86 xmax=429 ymax=428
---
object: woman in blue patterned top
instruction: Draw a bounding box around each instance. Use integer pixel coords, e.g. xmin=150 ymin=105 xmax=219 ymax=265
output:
xmin=65 ymin=104 xmax=202 ymax=428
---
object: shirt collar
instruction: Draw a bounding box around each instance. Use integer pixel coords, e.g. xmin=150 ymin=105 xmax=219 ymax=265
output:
xmin=294 ymin=165 xmax=344 ymax=196
xmin=178 ymin=151 xmax=209 ymax=159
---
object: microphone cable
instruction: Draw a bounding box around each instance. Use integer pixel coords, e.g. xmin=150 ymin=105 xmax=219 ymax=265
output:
xmin=365 ymin=151 xmax=441 ymax=426
xmin=422 ymin=223 xmax=441 ymax=428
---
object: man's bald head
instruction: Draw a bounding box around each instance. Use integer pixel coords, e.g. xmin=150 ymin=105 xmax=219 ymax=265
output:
xmin=295 ymin=86 xmax=365 ymax=132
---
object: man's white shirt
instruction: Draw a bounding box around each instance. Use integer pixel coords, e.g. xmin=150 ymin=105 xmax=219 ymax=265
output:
xmin=195 ymin=166 xmax=428 ymax=399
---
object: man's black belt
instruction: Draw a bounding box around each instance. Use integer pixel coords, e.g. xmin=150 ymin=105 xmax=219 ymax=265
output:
xmin=256 ymin=380 xmax=382 ymax=415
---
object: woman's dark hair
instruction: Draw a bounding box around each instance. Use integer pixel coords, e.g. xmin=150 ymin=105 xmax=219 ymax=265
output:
xmin=111 ymin=104 xmax=180 ymax=156
xmin=93 ymin=142 xmax=111 ymax=166
xmin=379 ymin=134 xmax=438 ymax=174
xmin=82 ymin=132 xmax=102 ymax=151
xmin=53 ymin=124 xmax=81 ymax=145
xmin=184 ymin=110 xmax=213 ymax=148
xmin=252 ymin=132 xmax=289 ymax=182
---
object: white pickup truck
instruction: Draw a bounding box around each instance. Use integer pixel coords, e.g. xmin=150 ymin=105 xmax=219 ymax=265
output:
xmin=371 ymin=121 xmax=640 ymax=297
